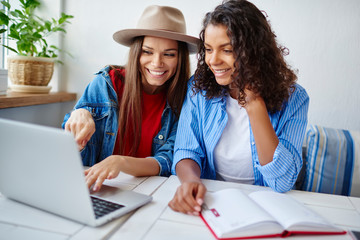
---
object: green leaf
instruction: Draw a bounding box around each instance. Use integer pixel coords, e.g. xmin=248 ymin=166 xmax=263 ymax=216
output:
xmin=19 ymin=28 xmax=31 ymax=36
xmin=1 ymin=1 xmax=11 ymax=9
xmin=50 ymin=45 xmax=59 ymax=50
xmin=58 ymin=14 xmax=74 ymax=24
xmin=36 ymin=25 xmax=45 ymax=32
xmin=12 ymin=9 xmax=24 ymax=18
xmin=23 ymin=0 xmax=40 ymax=9
xmin=9 ymin=25 xmax=20 ymax=39
xmin=55 ymin=27 xmax=66 ymax=33
xmin=41 ymin=38 xmax=48 ymax=47
xmin=44 ymin=20 xmax=51 ymax=31
xmin=3 ymin=45 xmax=18 ymax=54
xmin=0 ymin=11 xmax=10 ymax=25
xmin=61 ymin=12 xmax=74 ymax=19
xmin=32 ymin=32 xmax=41 ymax=39
xmin=58 ymin=17 xmax=65 ymax=25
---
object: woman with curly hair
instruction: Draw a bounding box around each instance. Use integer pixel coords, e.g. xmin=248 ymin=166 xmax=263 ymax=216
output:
xmin=168 ymin=0 xmax=309 ymax=215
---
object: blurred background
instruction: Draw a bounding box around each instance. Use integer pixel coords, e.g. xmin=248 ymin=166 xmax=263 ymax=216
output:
xmin=1 ymin=0 xmax=359 ymax=131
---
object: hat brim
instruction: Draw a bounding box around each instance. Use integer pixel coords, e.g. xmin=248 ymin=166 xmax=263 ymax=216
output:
xmin=113 ymin=29 xmax=199 ymax=54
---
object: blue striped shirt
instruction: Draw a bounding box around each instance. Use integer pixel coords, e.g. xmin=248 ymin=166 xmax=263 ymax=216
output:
xmin=172 ymin=79 xmax=309 ymax=193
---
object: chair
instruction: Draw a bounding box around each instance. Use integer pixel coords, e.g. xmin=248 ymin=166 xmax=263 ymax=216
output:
xmin=300 ymin=125 xmax=360 ymax=197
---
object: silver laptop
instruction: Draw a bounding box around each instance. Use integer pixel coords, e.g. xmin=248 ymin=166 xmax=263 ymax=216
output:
xmin=0 ymin=118 xmax=152 ymax=227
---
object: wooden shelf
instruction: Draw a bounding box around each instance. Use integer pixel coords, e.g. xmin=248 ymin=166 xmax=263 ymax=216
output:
xmin=0 ymin=91 xmax=77 ymax=109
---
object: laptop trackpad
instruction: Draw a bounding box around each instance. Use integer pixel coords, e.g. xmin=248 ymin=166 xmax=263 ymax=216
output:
xmin=90 ymin=185 xmax=121 ymax=197
xmin=90 ymin=185 xmax=150 ymax=206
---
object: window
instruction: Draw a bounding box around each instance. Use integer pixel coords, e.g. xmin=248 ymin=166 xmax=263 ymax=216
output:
xmin=1 ymin=0 xmax=9 ymax=69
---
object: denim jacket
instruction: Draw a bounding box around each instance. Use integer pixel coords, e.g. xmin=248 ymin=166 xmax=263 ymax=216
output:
xmin=62 ymin=66 xmax=178 ymax=176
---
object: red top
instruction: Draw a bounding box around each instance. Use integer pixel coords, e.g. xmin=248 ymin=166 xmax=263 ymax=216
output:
xmin=109 ymin=69 xmax=166 ymax=157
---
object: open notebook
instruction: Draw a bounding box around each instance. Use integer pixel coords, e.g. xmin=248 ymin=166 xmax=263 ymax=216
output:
xmin=0 ymin=118 xmax=152 ymax=227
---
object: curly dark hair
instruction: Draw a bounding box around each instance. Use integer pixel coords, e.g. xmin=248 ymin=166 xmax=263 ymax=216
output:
xmin=193 ymin=0 xmax=297 ymax=113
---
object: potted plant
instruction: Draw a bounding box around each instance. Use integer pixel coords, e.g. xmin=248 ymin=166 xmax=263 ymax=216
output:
xmin=0 ymin=0 xmax=73 ymax=92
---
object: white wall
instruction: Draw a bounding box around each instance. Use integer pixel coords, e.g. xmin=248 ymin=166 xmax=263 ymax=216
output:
xmin=60 ymin=0 xmax=360 ymax=131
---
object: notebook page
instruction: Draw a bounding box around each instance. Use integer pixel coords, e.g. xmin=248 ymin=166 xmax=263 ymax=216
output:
xmin=202 ymin=188 xmax=283 ymax=238
xmin=248 ymin=191 xmax=335 ymax=231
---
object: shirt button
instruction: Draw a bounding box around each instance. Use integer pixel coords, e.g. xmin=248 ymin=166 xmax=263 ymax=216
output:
xmin=158 ymin=135 xmax=164 ymax=140
xmin=252 ymin=142 xmax=255 ymax=145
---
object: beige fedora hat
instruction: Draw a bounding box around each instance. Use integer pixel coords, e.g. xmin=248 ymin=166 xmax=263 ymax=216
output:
xmin=113 ymin=5 xmax=199 ymax=54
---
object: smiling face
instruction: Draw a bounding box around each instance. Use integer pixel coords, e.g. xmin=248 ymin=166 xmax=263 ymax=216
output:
xmin=140 ymin=36 xmax=179 ymax=94
xmin=204 ymin=24 xmax=235 ymax=87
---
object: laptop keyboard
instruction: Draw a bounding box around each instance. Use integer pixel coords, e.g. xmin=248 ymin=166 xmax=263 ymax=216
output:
xmin=91 ymin=196 xmax=125 ymax=219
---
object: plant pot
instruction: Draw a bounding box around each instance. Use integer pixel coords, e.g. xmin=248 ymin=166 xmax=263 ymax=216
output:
xmin=7 ymin=55 xmax=55 ymax=87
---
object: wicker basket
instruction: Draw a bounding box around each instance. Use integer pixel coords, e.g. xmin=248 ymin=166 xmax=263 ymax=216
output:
xmin=7 ymin=55 xmax=55 ymax=86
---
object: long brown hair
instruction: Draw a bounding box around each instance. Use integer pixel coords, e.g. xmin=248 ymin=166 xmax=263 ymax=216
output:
xmin=115 ymin=36 xmax=191 ymax=156
xmin=194 ymin=0 xmax=297 ymax=113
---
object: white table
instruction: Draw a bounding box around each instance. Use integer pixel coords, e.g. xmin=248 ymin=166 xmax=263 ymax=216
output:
xmin=0 ymin=173 xmax=167 ymax=240
xmin=1 ymin=174 xmax=360 ymax=240
xmin=110 ymin=175 xmax=360 ymax=240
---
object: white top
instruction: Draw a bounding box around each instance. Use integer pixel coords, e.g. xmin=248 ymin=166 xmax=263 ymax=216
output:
xmin=214 ymin=96 xmax=254 ymax=184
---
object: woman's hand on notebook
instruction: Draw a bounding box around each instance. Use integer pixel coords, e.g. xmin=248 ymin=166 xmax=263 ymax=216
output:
xmin=168 ymin=181 xmax=206 ymax=216
xmin=65 ymin=109 xmax=95 ymax=150
xmin=168 ymin=159 xmax=206 ymax=216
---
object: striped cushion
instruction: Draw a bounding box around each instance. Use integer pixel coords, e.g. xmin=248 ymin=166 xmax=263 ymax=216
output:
xmin=302 ymin=125 xmax=360 ymax=197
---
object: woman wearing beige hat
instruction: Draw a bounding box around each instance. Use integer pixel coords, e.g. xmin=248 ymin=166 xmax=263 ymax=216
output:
xmin=62 ymin=5 xmax=199 ymax=192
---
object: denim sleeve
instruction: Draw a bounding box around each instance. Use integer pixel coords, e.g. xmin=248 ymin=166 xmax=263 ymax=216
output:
xmin=152 ymin=119 xmax=178 ymax=177
xmin=62 ymin=111 xmax=71 ymax=129
xmin=255 ymin=85 xmax=310 ymax=192
xmin=61 ymin=67 xmax=116 ymax=166
xmin=171 ymin=82 xmax=205 ymax=176
xmin=61 ymin=68 xmax=112 ymax=129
